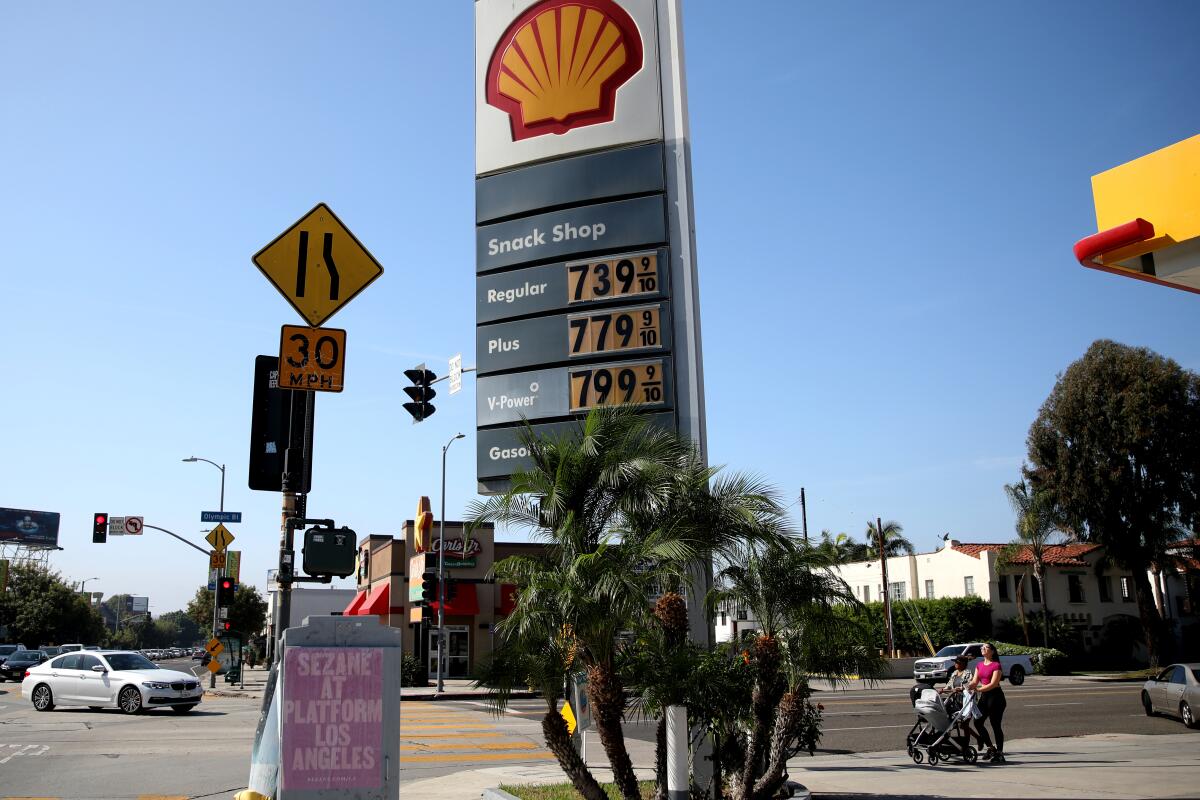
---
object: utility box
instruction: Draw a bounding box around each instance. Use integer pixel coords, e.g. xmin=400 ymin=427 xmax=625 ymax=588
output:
xmin=249 ymin=615 xmax=402 ymax=799
xmin=302 ymin=526 xmax=356 ymax=578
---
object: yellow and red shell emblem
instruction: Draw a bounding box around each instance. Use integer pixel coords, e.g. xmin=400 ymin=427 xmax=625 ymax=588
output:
xmin=487 ymin=0 xmax=643 ymax=141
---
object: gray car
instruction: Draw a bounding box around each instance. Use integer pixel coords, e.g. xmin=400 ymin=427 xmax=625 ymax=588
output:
xmin=1141 ymin=662 xmax=1200 ymax=728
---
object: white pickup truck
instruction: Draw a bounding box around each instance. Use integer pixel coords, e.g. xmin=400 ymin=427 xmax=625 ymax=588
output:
xmin=913 ymin=643 xmax=1032 ymax=686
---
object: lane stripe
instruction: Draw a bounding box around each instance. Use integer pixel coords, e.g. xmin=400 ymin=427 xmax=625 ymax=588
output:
xmin=402 ymin=724 xmax=498 ymax=730
xmin=400 ymin=732 xmax=507 ymax=740
xmin=1024 ymin=702 xmax=1084 ymax=707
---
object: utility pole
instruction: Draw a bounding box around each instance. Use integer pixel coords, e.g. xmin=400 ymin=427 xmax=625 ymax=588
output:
xmin=800 ymin=488 xmax=808 ymax=546
xmin=877 ymin=516 xmax=894 ymax=656
xmin=437 ymin=433 xmax=465 ymax=695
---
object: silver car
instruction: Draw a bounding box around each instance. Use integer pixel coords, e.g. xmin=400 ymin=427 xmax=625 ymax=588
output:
xmin=1141 ymin=662 xmax=1200 ymax=728
xmin=22 ymin=650 xmax=203 ymax=714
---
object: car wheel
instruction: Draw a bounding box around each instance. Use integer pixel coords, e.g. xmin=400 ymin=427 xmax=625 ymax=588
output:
xmin=118 ymin=686 xmax=143 ymax=715
xmin=1142 ymin=691 xmax=1155 ymax=716
xmin=1008 ymin=666 xmax=1026 ymax=686
xmin=1182 ymin=702 xmax=1197 ymax=729
xmin=171 ymin=704 xmax=197 ymax=714
xmin=31 ymin=684 xmax=54 ymax=712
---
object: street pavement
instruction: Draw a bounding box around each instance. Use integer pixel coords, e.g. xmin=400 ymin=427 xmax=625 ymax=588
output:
xmin=3 ymin=667 xmax=1197 ymax=799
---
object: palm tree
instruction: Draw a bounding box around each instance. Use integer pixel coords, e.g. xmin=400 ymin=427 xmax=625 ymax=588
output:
xmin=471 ymin=407 xmax=782 ymax=800
xmin=710 ymin=541 xmax=883 ymax=800
xmin=862 ymin=519 xmax=914 ymax=558
xmin=1001 ymin=478 xmax=1062 ymax=648
xmin=816 ymin=530 xmax=867 ymax=564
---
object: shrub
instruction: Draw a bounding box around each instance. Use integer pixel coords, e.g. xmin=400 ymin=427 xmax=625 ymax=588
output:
xmin=401 ymin=653 xmax=427 ymax=687
xmin=994 ymin=642 xmax=1070 ymax=674
xmin=834 ymin=596 xmax=994 ymax=652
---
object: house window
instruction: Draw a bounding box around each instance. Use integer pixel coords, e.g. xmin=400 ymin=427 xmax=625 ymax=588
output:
xmin=719 ymin=611 xmax=727 ymax=626
xmin=862 ymin=585 xmax=870 ymax=602
xmin=1031 ymin=576 xmax=1042 ymax=603
xmin=924 ymin=579 xmax=934 ymax=599
xmin=997 ymin=575 xmax=1010 ymax=601
xmin=889 ymin=582 xmax=906 ymax=601
xmin=1098 ymin=576 xmax=1112 ymax=603
xmin=1068 ymin=575 xmax=1085 ymax=604
xmin=1120 ymin=576 xmax=1133 ymax=602
xmin=736 ymin=608 xmax=748 ymax=621
xmin=964 ymin=576 xmax=976 ymax=596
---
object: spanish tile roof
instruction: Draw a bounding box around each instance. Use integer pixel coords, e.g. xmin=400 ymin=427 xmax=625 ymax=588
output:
xmin=951 ymin=542 xmax=1101 ymax=567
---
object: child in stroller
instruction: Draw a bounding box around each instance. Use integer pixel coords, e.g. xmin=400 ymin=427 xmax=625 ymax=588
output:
xmin=906 ymin=655 xmax=980 ymax=765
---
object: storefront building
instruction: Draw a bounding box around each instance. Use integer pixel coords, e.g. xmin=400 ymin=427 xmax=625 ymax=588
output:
xmin=343 ymin=499 xmax=545 ymax=676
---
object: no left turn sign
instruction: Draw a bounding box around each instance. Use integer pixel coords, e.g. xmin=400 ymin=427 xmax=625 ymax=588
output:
xmin=125 ymin=516 xmax=144 ymax=535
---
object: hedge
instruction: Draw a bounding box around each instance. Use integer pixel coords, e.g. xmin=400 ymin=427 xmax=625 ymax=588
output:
xmin=833 ymin=596 xmax=993 ymax=653
xmin=995 ymin=642 xmax=1070 ymax=675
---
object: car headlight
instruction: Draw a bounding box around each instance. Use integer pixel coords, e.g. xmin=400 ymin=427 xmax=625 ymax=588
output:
xmin=141 ymin=681 xmax=171 ymax=690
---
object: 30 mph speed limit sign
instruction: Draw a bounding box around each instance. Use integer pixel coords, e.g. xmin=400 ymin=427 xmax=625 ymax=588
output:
xmin=278 ymin=325 xmax=346 ymax=393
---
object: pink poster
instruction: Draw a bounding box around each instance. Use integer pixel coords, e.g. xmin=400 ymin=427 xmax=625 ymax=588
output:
xmin=282 ymin=647 xmax=384 ymax=790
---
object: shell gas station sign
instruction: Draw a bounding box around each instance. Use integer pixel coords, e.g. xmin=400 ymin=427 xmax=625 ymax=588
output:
xmin=474 ymin=0 xmax=706 ymax=494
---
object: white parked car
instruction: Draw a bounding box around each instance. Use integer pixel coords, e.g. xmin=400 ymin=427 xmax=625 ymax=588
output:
xmin=913 ymin=643 xmax=1032 ymax=686
xmin=21 ymin=650 xmax=203 ymax=714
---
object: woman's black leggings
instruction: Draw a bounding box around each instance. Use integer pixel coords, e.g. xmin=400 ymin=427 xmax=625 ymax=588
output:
xmin=975 ymin=688 xmax=1006 ymax=751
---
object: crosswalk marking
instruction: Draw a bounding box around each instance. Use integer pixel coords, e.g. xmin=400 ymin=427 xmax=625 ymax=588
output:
xmin=402 ymin=741 xmax=541 ymax=751
xmin=0 ymin=744 xmax=48 ymax=765
xmin=400 ymin=731 xmax=507 ymax=739
xmin=400 ymin=751 xmax=553 ymax=763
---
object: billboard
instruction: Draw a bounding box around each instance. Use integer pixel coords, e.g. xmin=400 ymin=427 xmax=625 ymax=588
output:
xmin=0 ymin=507 xmax=61 ymax=547
xmin=130 ymin=596 xmax=149 ymax=613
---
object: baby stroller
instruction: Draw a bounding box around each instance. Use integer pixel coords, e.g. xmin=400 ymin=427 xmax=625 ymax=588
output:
xmin=905 ymin=688 xmax=978 ymax=765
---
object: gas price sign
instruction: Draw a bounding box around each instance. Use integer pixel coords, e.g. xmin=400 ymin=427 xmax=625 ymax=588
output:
xmin=569 ymin=360 xmax=666 ymax=410
xmin=567 ymin=251 xmax=660 ymax=304
xmin=568 ymin=305 xmax=662 ymax=357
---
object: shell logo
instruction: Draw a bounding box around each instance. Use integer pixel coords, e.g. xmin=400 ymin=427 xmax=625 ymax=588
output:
xmin=487 ymin=0 xmax=643 ymax=141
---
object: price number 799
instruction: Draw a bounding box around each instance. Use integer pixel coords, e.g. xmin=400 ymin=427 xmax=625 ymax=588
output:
xmin=569 ymin=361 xmax=666 ymax=410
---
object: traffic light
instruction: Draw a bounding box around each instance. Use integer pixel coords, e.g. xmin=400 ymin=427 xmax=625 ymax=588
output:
xmin=222 ymin=621 xmax=232 ymax=632
xmin=403 ymin=364 xmax=437 ymax=422
xmin=92 ymin=513 xmax=108 ymax=544
xmin=215 ymin=577 xmax=234 ymax=608
xmin=420 ymin=570 xmax=437 ymax=604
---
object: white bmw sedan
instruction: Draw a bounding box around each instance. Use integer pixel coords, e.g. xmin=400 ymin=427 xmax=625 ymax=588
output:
xmin=22 ymin=650 xmax=203 ymax=714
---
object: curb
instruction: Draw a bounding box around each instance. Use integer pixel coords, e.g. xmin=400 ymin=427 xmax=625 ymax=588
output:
xmin=402 ymin=691 xmax=539 ymax=702
xmin=482 ymin=783 xmax=808 ymax=799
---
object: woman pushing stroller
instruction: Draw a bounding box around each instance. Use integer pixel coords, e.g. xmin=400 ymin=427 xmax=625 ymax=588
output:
xmin=970 ymin=643 xmax=1007 ymax=763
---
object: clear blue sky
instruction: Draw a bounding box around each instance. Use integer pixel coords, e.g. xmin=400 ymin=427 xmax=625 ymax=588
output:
xmin=4 ymin=1 xmax=1200 ymax=616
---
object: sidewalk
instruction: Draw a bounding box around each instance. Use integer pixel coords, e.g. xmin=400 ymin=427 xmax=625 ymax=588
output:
xmin=402 ymin=678 xmax=537 ymax=701
xmin=402 ymin=733 xmax=1200 ymax=799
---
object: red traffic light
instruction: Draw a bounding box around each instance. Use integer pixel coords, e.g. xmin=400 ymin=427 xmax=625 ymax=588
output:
xmin=220 ymin=579 xmax=233 ymax=590
xmin=222 ymin=622 xmax=231 ymax=631
xmin=95 ymin=514 xmax=107 ymax=524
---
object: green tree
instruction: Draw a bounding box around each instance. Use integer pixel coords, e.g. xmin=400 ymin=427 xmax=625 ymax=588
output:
xmin=710 ymin=542 xmax=882 ymax=800
xmin=862 ymin=519 xmax=914 ymax=558
xmin=186 ymin=584 xmax=268 ymax=641
xmin=998 ymin=478 xmax=1062 ymax=647
xmin=1026 ymin=339 xmax=1200 ymax=667
xmin=0 ymin=564 xmax=106 ymax=645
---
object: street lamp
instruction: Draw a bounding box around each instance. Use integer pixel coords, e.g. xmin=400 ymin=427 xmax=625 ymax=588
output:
xmin=182 ymin=455 xmax=226 ymax=688
xmin=78 ymin=577 xmax=99 ymax=596
xmin=182 ymin=456 xmax=225 ymax=512
xmin=436 ymin=432 xmax=465 ymax=695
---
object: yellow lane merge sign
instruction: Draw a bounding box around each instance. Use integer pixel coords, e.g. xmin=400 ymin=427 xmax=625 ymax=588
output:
xmin=207 ymin=658 xmax=223 ymax=674
xmin=561 ymin=700 xmax=577 ymax=735
xmin=206 ymin=638 xmax=224 ymax=656
xmin=206 ymin=523 xmax=235 ymax=553
xmin=252 ymin=202 xmax=384 ymax=327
